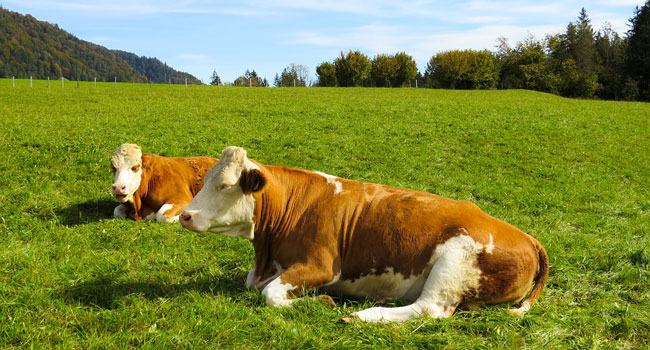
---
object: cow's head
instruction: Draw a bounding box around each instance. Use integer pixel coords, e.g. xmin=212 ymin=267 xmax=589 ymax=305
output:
xmin=110 ymin=143 xmax=143 ymax=203
xmin=180 ymin=146 xmax=265 ymax=239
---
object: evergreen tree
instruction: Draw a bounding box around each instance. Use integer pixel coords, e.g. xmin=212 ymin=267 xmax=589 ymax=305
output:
xmin=595 ymin=23 xmax=629 ymax=100
xmin=209 ymin=69 xmax=221 ymax=85
xmin=276 ymin=64 xmax=309 ymax=87
xmin=573 ymin=8 xmax=597 ymax=75
xmin=234 ymin=69 xmax=265 ymax=87
xmin=626 ymin=1 xmax=650 ymax=100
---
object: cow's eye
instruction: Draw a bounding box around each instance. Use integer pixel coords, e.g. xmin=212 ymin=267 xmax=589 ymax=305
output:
xmin=131 ymin=165 xmax=140 ymax=172
xmin=219 ymin=184 xmax=232 ymax=191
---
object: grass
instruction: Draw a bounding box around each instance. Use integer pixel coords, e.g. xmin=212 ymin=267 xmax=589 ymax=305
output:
xmin=0 ymin=78 xmax=649 ymax=349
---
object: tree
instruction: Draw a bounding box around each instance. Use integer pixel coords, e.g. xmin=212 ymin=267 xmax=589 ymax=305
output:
xmin=233 ymin=69 xmax=265 ymax=87
xmin=392 ymin=52 xmax=418 ymax=87
xmin=316 ymin=62 xmax=337 ymax=87
xmin=369 ymin=52 xmax=418 ymax=87
xmin=595 ymin=23 xmax=629 ymax=100
xmin=209 ymin=69 xmax=221 ymax=85
xmin=275 ymin=63 xmax=310 ymax=87
xmin=626 ymin=1 xmax=650 ymax=100
xmin=370 ymin=54 xmax=398 ymax=87
xmin=545 ymin=8 xmax=599 ymax=98
xmin=496 ymin=35 xmax=548 ymax=90
xmin=424 ymin=49 xmax=499 ymax=89
xmin=334 ymin=50 xmax=371 ymax=87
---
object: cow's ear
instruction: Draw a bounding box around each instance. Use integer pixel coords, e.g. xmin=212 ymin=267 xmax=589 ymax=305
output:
xmin=239 ymin=169 xmax=266 ymax=194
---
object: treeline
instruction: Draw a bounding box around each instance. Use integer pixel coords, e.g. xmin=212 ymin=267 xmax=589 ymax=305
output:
xmin=316 ymin=51 xmax=418 ymax=87
xmin=314 ymin=5 xmax=650 ymax=101
xmin=0 ymin=8 xmax=201 ymax=84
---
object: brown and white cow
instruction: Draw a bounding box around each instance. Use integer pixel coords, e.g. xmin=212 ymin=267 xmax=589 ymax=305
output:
xmin=110 ymin=143 xmax=219 ymax=222
xmin=179 ymin=146 xmax=548 ymax=322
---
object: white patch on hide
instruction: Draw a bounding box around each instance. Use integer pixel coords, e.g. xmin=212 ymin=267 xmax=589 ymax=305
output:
xmin=351 ymin=234 xmax=492 ymax=322
xmin=329 ymin=267 xmax=428 ymax=302
xmin=314 ymin=171 xmax=343 ymax=195
xmin=485 ymin=234 xmax=494 ymax=254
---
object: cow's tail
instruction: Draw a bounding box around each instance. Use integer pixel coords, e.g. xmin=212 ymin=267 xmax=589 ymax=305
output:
xmin=508 ymin=236 xmax=549 ymax=316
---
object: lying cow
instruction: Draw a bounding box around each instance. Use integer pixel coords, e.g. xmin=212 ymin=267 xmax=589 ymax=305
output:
xmin=110 ymin=143 xmax=219 ymax=222
xmin=179 ymin=146 xmax=549 ymax=322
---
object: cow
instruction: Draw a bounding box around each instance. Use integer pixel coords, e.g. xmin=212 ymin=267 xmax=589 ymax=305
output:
xmin=179 ymin=146 xmax=549 ymax=322
xmin=110 ymin=143 xmax=219 ymax=222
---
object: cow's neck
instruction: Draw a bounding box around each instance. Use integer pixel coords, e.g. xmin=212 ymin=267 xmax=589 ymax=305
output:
xmin=135 ymin=154 xmax=154 ymax=200
xmin=250 ymin=166 xmax=318 ymax=260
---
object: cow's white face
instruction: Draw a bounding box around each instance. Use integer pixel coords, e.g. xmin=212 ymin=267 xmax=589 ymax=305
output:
xmin=180 ymin=146 xmax=265 ymax=239
xmin=110 ymin=143 xmax=143 ymax=203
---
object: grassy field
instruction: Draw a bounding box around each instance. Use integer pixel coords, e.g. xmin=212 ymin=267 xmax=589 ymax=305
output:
xmin=0 ymin=79 xmax=649 ymax=349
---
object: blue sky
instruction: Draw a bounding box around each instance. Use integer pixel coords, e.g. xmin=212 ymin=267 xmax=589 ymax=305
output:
xmin=3 ymin=0 xmax=646 ymax=84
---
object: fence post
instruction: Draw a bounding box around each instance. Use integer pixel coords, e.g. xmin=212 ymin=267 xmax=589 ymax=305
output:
xmin=61 ymin=76 xmax=64 ymax=88
xmin=114 ymin=76 xmax=117 ymax=88
xmin=293 ymin=79 xmax=296 ymax=87
xmin=12 ymin=76 xmax=15 ymax=88
xmin=94 ymin=77 xmax=96 ymax=87
xmin=415 ymin=80 xmax=418 ymax=88
xmin=169 ymin=78 xmax=171 ymax=87
xmin=47 ymin=76 xmax=50 ymax=88
xmin=77 ymin=78 xmax=79 ymax=88
xmin=30 ymin=76 xmax=33 ymax=88
xmin=185 ymin=78 xmax=187 ymax=88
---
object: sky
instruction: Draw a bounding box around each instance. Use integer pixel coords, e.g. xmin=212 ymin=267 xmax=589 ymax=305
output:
xmin=2 ymin=0 xmax=646 ymax=84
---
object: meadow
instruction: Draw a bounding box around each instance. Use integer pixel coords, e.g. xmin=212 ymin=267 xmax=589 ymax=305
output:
xmin=0 ymin=79 xmax=649 ymax=349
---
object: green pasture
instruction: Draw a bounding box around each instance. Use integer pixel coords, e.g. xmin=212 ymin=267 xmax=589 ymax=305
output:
xmin=0 ymin=79 xmax=649 ymax=349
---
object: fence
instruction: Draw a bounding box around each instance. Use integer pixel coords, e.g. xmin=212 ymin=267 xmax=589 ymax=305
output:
xmin=7 ymin=76 xmax=194 ymax=88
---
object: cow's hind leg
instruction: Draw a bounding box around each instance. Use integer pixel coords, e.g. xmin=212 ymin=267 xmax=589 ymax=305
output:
xmin=350 ymin=235 xmax=483 ymax=322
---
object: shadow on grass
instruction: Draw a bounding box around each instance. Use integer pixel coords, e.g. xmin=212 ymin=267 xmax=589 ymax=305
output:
xmin=61 ymin=272 xmax=248 ymax=309
xmin=54 ymin=198 xmax=116 ymax=226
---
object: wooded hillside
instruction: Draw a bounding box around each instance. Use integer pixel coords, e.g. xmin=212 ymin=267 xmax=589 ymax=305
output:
xmin=0 ymin=8 xmax=202 ymax=84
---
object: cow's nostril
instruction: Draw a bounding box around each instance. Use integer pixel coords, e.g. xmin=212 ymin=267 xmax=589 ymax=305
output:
xmin=180 ymin=213 xmax=192 ymax=222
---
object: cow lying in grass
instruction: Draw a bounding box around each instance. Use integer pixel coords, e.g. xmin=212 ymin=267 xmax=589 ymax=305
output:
xmin=179 ymin=146 xmax=549 ymax=322
xmin=110 ymin=143 xmax=219 ymax=222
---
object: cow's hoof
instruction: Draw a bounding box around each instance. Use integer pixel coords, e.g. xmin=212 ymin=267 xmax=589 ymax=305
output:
xmin=339 ymin=315 xmax=359 ymax=323
xmin=318 ymin=295 xmax=336 ymax=308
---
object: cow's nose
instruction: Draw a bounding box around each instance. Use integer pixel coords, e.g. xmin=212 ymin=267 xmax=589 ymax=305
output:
xmin=112 ymin=185 xmax=127 ymax=193
xmin=179 ymin=212 xmax=192 ymax=224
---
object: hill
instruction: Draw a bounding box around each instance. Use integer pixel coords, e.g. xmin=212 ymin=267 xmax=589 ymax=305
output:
xmin=0 ymin=8 xmax=202 ymax=84
xmin=112 ymin=50 xmax=202 ymax=85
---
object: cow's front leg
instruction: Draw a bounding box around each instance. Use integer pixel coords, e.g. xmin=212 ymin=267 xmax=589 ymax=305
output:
xmin=154 ymin=201 xmax=190 ymax=223
xmin=262 ymin=264 xmax=334 ymax=307
xmin=113 ymin=204 xmax=129 ymax=218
